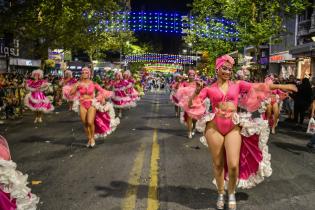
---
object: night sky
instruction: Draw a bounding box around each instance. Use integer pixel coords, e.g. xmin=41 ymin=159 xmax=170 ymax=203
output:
xmin=131 ymin=0 xmax=192 ymax=54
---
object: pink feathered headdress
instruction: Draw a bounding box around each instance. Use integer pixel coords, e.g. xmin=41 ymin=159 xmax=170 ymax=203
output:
xmin=31 ymin=69 xmax=44 ymax=79
xmin=64 ymin=70 xmax=73 ymax=78
xmin=0 ymin=135 xmax=11 ymax=161
xmin=215 ymin=55 xmax=235 ymax=71
xmin=123 ymin=70 xmax=131 ymax=77
xmin=82 ymin=67 xmax=91 ymax=78
xmin=115 ymin=71 xmax=123 ymax=80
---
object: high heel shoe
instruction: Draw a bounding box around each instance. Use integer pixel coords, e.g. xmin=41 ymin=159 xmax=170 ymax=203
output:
xmin=192 ymin=129 xmax=196 ymax=136
xmin=188 ymin=132 xmax=192 ymax=139
xmin=38 ymin=118 xmax=43 ymax=123
xmin=86 ymin=139 xmax=91 ymax=148
xmin=90 ymin=139 xmax=95 ymax=148
xmin=228 ymin=193 xmax=237 ymax=210
xmin=216 ymin=193 xmax=225 ymax=210
xmin=34 ymin=118 xmax=38 ymax=123
xmin=271 ymin=127 xmax=276 ymax=134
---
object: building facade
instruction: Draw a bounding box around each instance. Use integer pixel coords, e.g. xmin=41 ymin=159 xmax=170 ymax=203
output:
xmin=289 ymin=0 xmax=315 ymax=80
xmin=269 ymin=17 xmax=297 ymax=79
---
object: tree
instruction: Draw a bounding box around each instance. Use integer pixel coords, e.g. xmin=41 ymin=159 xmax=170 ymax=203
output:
xmin=0 ymin=0 xmax=127 ymax=65
xmin=184 ymin=0 xmax=237 ymax=76
xmin=188 ymin=0 xmax=309 ymax=76
xmin=223 ymin=0 xmax=308 ymax=69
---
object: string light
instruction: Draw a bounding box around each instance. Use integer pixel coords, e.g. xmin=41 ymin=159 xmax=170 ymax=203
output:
xmin=88 ymin=11 xmax=239 ymax=41
xmin=125 ymin=53 xmax=200 ymax=64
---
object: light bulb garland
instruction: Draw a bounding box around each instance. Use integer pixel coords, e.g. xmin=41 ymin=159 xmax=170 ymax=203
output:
xmin=86 ymin=11 xmax=239 ymax=41
xmin=125 ymin=53 xmax=200 ymax=64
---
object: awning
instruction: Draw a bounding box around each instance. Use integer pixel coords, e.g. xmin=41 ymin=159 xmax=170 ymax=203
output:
xmin=289 ymin=42 xmax=315 ymax=57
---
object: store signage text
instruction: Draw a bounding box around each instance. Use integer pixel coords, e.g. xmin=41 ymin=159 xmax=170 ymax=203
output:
xmin=270 ymin=55 xmax=285 ymax=62
xmin=0 ymin=39 xmax=19 ymax=57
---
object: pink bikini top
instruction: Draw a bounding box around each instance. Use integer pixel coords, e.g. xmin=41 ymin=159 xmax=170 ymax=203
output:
xmin=198 ymin=81 xmax=252 ymax=112
xmin=78 ymin=82 xmax=104 ymax=97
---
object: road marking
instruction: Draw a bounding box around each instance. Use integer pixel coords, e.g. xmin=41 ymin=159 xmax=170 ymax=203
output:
xmin=122 ymin=143 xmax=146 ymax=210
xmin=147 ymin=129 xmax=160 ymax=210
xmin=147 ymin=98 xmax=160 ymax=210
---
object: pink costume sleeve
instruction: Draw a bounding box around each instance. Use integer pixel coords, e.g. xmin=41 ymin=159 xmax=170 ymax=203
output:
xmin=198 ymin=87 xmax=210 ymax=101
xmin=272 ymin=89 xmax=284 ymax=95
xmin=0 ymin=135 xmax=11 ymax=161
xmin=175 ymin=86 xmax=208 ymax=120
xmin=94 ymin=83 xmax=113 ymax=103
xmin=238 ymin=81 xmax=271 ymax=112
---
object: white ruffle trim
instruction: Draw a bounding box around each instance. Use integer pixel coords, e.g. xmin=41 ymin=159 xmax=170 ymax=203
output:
xmin=112 ymin=101 xmax=137 ymax=109
xmin=112 ymin=96 xmax=131 ymax=101
xmin=24 ymin=93 xmax=54 ymax=113
xmin=258 ymin=98 xmax=271 ymax=114
xmin=72 ymin=100 xmax=80 ymax=113
xmin=0 ymin=159 xmax=39 ymax=210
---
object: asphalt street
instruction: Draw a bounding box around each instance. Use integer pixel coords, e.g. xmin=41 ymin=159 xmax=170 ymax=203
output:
xmin=1 ymin=91 xmax=315 ymax=210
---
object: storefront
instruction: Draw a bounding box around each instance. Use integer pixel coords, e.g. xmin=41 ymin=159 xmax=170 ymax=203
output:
xmin=9 ymin=58 xmax=41 ymax=73
xmin=269 ymin=51 xmax=296 ymax=79
xmin=289 ymin=42 xmax=315 ymax=79
xmin=296 ymin=57 xmax=311 ymax=79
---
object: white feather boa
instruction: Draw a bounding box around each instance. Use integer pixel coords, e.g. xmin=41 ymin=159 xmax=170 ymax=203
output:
xmin=0 ymin=159 xmax=39 ymax=210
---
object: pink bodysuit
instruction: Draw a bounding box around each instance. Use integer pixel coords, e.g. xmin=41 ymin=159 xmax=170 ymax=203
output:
xmin=77 ymin=82 xmax=109 ymax=109
xmin=198 ymin=81 xmax=252 ymax=135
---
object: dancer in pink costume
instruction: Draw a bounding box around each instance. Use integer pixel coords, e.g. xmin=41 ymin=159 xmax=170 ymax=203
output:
xmin=111 ymin=71 xmax=136 ymax=118
xmin=0 ymin=135 xmax=39 ymax=210
xmin=169 ymin=74 xmax=183 ymax=117
xmin=123 ymin=70 xmax=140 ymax=102
xmin=176 ymin=70 xmax=201 ymax=139
xmin=264 ymin=76 xmax=289 ymax=134
xmin=61 ymin=70 xmax=78 ymax=111
xmin=179 ymin=55 xmax=297 ymax=210
xmin=24 ymin=69 xmax=54 ymax=123
xmin=71 ymin=67 xmax=120 ymax=148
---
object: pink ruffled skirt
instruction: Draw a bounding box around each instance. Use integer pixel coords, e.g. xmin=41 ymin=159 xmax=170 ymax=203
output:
xmin=24 ymin=91 xmax=54 ymax=113
xmin=111 ymin=90 xmax=136 ymax=109
xmin=126 ymin=87 xmax=140 ymax=102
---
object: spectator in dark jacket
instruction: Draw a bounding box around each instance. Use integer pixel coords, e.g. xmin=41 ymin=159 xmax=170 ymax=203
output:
xmin=294 ymin=78 xmax=312 ymax=125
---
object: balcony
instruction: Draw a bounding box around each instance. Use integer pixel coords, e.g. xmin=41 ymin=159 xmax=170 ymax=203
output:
xmin=298 ymin=28 xmax=311 ymax=37
xmin=298 ymin=19 xmax=311 ymax=25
